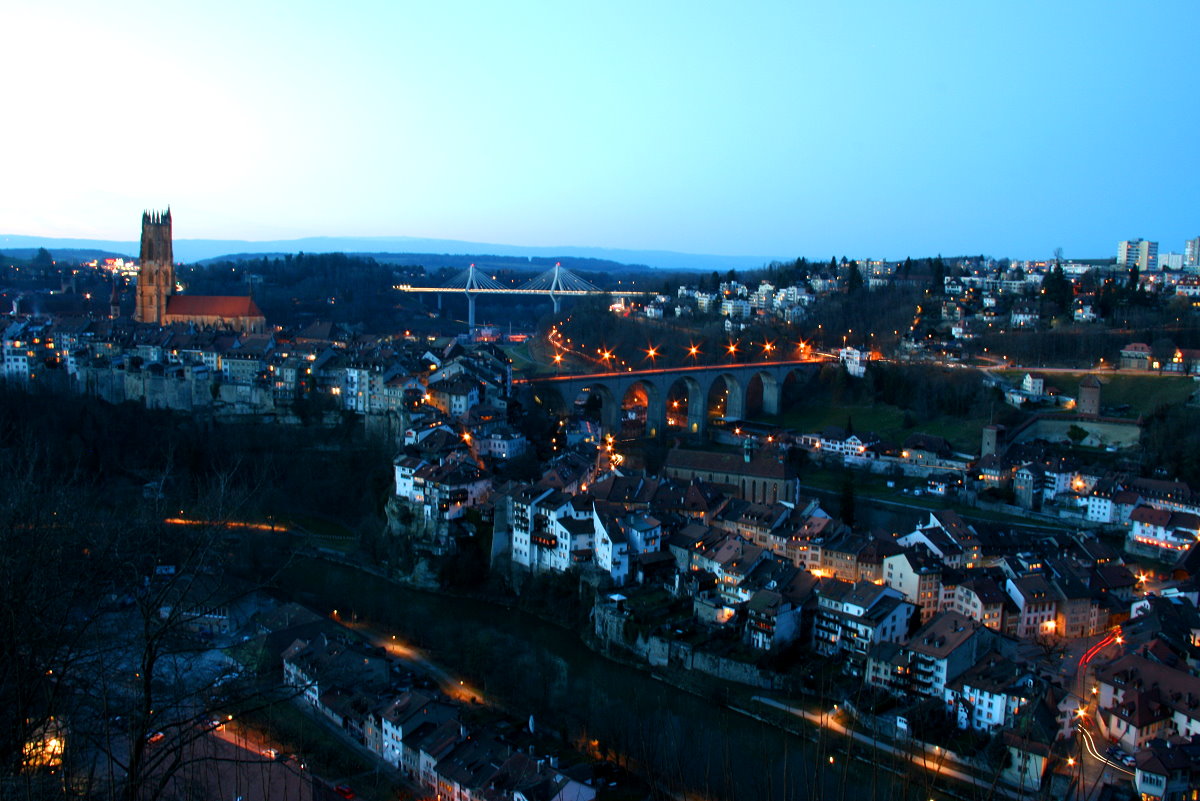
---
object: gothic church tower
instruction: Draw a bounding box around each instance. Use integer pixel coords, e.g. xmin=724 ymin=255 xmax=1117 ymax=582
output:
xmin=135 ymin=209 xmax=174 ymax=324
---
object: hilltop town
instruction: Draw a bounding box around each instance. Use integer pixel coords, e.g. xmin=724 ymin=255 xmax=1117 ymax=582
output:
xmin=6 ymin=218 xmax=1200 ymax=800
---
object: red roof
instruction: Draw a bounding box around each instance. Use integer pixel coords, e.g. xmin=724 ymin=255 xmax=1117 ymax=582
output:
xmin=1131 ymin=505 xmax=1172 ymax=527
xmin=165 ymin=295 xmax=263 ymax=318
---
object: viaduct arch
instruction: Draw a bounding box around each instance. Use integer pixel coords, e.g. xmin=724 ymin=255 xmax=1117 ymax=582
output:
xmin=518 ymin=360 xmax=821 ymax=437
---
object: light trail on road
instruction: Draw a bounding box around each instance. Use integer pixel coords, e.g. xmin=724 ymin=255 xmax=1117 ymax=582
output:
xmin=1077 ymin=724 xmax=1133 ymax=776
xmin=163 ymin=517 xmax=289 ymax=532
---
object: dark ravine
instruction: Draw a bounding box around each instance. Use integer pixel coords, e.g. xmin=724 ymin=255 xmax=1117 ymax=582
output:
xmin=277 ymin=553 xmax=998 ymax=801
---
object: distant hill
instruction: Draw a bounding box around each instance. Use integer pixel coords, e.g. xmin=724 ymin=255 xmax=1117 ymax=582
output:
xmin=0 ymin=233 xmax=772 ymax=272
xmin=0 ymin=247 xmax=133 ymax=263
xmin=204 ymin=251 xmax=656 ymax=278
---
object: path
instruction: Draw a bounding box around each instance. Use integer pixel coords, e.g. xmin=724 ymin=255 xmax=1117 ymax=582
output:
xmin=753 ymin=697 xmax=1037 ymax=801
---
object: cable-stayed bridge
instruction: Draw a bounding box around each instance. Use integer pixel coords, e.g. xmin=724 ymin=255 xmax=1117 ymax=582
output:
xmin=394 ymin=262 xmax=654 ymax=331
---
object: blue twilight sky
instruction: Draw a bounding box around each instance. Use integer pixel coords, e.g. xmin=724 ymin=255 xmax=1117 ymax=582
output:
xmin=4 ymin=0 xmax=1198 ymax=262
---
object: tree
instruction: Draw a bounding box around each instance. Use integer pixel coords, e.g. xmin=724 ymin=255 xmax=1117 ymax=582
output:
xmin=32 ymin=247 xmax=53 ymax=269
xmin=1066 ymin=424 xmax=1089 ymax=446
xmin=839 ymin=472 xmax=856 ymax=527
xmin=847 ymin=262 xmax=864 ymax=294
xmin=1042 ymin=264 xmax=1072 ymax=315
xmin=1151 ymin=337 xmax=1177 ymax=370
xmin=930 ymin=256 xmax=946 ymax=292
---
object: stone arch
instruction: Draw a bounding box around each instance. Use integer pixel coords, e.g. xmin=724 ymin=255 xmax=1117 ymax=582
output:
xmin=778 ymin=364 xmax=816 ymax=412
xmin=533 ymin=385 xmax=571 ymax=420
xmin=617 ymin=377 xmax=663 ymax=438
xmin=704 ymin=372 xmax=744 ymax=423
xmin=665 ymin=375 xmax=703 ymax=434
xmin=745 ymin=370 xmax=781 ymax=418
xmin=572 ymin=382 xmax=620 ymax=433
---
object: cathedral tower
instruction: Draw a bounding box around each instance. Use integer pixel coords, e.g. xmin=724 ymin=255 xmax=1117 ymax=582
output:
xmin=135 ymin=208 xmax=174 ymax=324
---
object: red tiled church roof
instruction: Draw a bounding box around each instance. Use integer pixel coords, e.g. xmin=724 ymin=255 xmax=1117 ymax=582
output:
xmin=165 ymin=295 xmax=263 ymax=318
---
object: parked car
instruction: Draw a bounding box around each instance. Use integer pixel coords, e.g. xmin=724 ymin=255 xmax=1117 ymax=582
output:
xmin=334 ymin=785 xmax=355 ymax=800
xmin=146 ymin=731 xmax=165 ymax=745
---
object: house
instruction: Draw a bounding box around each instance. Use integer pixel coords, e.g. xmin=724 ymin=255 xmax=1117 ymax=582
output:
xmin=947 ymin=652 xmax=1036 ymax=731
xmin=282 ymin=634 xmax=391 ymax=712
xmin=899 ymin=511 xmax=981 ymax=569
xmin=475 ymin=427 xmax=528 ymax=461
xmin=394 ymin=456 xmax=429 ymax=498
xmin=507 ymin=488 xmax=581 ymax=574
xmin=866 ymin=611 xmax=1000 ymax=699
xmin=1120 ymin=342 xmax=1152 ymax=370
xmin=1134 ymin=736 xmax=1200 ymax=801
xmin=378 ymin=690 xmax=457 ymax=770
xmin=1128 ymin=505 xmax=1200 ymax=557
xmin=745 ymin=589 xmax=802 ymax=651
xmin=1095 ymin=654 xmax=1200 ymax=751
xmin=812 ymin=579 xmax=914 ymax=674
xmin=1021 ymin=373 xmax=1045 ymax=396
xmin=426 ymin=375 xmax=481 ymax=418
xmin=882 ymin=549 xmax=944 ymax=623
xmin=943 ymin=576 xmax=1009 ymax=632
xmin=1005 ymin=575 xmax=1060 ymax=640
xmin=413 ymin=461 xmax=491 ymax=521
xmin=809 ymin=529 xmax=900 ymax=583
xmin=1010 ymin=304 xmax=1040 ymax=328
xmin=594 ymin=510 xmax=663 ymax=587
xmin=800 ymin=426 xmax=881 ymax=459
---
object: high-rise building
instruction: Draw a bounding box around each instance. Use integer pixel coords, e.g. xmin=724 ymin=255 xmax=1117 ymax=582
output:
xmin=1117 ymin=239 xmax=1158 ymax=272
xmin=1185 ymin=236 xmax=1200 ymax=267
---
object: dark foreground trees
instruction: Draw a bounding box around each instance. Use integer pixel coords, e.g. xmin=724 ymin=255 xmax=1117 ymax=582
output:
xmin=0 ymin=388 xmax=337 ymax=800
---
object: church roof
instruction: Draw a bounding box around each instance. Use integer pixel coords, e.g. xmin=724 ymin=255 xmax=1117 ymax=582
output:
xmin=165 ymin=295 xmax=263 ymax=318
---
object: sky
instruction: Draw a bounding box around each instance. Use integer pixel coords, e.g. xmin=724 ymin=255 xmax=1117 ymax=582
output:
xmin=4 ymin=0 xmax=1198 ymax=262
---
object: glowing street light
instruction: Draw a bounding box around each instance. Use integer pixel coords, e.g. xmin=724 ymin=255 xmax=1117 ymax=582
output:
xmin=645 ymin=346 xmax=659 ymax=363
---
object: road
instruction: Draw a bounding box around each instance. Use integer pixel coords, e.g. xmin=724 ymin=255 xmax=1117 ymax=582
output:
xmin=350 ymin=622 xmax=486 ymax=705
xmin=753 ymin=697 xmax=1035 ymax=800
xmin=1068 ymin=627 xmax=1133 ymax=799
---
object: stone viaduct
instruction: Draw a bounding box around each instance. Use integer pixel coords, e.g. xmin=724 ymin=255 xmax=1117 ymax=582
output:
xmin=516 ymin=359 xmax=822 ymax=437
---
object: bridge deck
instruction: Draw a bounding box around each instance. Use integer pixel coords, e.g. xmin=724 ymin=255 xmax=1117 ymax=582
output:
xmin=393 ymin=285 xmax=654 ymax=296
xmin=514 ymin=358 xmax=822 ymax=383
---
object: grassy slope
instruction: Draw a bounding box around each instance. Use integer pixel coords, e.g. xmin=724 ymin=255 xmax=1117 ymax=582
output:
xmin=770 ymin=404 xmax=989 ymax=453
xmin=993 ymin=370 xmax=1193 ymax=415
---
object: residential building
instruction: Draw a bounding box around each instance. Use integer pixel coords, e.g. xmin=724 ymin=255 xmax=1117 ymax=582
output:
xmin=1128 ymin=505 xmax=1200 ymax=557
xmin=1118 ymin=239 xmax=1159 ymax=272
xmin=866 ymin=611 xmax=999 ymax=699
xmin=812 ymin=579 xmax=914 ymax=674
xmin=1005 ymin=575 xmax=1060 ymax=640
xmin=1096 ymin=654 xmax=1200 ymax=751
xmin=1134 ymin=736 xmax=1200 ymax=801
xmin=947 ymin=653 xmax=1036 ymax=731
xmin=1186 ymin=236 xmax=1200 ymax=268
xmin=883 ymin=549 xmax=944 ymax=623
